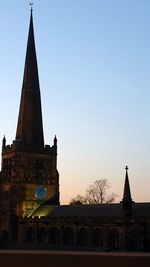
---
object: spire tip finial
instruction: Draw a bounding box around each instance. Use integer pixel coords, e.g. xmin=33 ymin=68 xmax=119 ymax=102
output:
xmin=29 ymin=2 xmax=33 ymax=12
xmin=125 ymin=165 xmax=128 ymax=172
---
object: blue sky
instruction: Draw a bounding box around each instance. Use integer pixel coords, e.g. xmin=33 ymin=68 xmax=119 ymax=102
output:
xmin=0 ymin=1 xmax=150 ymax=203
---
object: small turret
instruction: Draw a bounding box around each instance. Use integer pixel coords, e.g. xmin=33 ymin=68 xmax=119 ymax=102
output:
xmin=54 ymin=135 xmax=57 ymax=147
xmin=2 ymin=135 xmax=6 ymax=148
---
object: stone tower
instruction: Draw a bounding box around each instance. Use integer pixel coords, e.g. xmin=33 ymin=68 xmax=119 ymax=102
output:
xmin=0 ymin=10 xmax=59 ymax=236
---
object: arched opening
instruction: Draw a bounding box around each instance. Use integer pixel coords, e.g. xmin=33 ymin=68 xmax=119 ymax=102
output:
xmin=10 ymin=215 xmax=19 ymax=242
xmin=37 ymin=227 xmax=47 ymax=243
xmin=26 ymin=227 xmax=35 ymax=243
xmin=77 ymin=228 xmax=88 ymax=246
xmin=49 ymin=227 xmax=60 ymax=245
xmin=92 ymin=228 xmax=103 ymax=247
xmin=62 ymin=227 xmax=74 ymax=246
xmin=126 ymin=228 xmax=144 ymax=251
xmin=108 ymin=228 xmax=119 ymax=250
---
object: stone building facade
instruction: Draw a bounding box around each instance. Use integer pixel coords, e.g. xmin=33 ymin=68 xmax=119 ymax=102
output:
xmin=19 ymin=203 xmax=150 ymax=251
xmin=0 ymin=10 xmax=150 ymax=252
xmin=17 ymin=168 xmax=150 ymax=252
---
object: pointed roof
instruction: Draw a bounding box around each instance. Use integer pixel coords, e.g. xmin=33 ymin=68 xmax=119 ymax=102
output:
xmin=15 ymin=10 xmax=44 ymax=149
xmin=122 ymin=166 xmax=133 ymax=210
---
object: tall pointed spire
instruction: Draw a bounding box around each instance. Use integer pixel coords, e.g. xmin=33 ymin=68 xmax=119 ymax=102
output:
xmin=122 ymin=166 xmax=133 ymax=212
xmin=15 ymin=9 xmax=44 ymax=149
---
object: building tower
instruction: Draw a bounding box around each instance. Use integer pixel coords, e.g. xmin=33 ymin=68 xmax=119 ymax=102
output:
xmin=121 ymin=166 xmax=133 ymax=215
xmin=0 ymin=10 xmax=59 ymax=236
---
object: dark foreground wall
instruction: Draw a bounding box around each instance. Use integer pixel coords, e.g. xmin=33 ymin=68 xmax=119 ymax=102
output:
xmin=0 ymin=250 xmax=150 ymax=267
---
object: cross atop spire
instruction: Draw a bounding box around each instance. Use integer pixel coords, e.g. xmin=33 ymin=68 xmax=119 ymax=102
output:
xmin=29 ymin=2 xmax=33 ymax=12
xmin=15 ymin=10 xmax=44 ymax=150
xmin=125 ymin=165 xmax=128 ymax=171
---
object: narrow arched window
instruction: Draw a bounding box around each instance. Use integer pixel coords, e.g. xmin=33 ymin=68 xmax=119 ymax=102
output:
xmin=49 ymin=227 xmax=60 ymax=244
xmin=77 ymin=228 xmax=88 ymax=246
xmin=108 ymin=228 xmax=119 ymax=250
xmin=26 ymin=227 xmax=35 ymax=243
xmin=92 ymin=228 xmax=103 ymax=247
xmin=62 ymin=227 xmax=74 ymax=246
xmin=37 ymin=227 xmax=47 ymax=243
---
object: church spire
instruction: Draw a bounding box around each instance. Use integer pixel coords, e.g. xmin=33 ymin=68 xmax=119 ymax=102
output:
xmin=122 ymin=166 xmax=133 ymax=212
xmin=15 ymin=10 xmax=44 ymax=149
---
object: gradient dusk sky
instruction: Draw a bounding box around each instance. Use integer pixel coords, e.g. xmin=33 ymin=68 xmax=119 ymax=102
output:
xmin=0 ymin=0 xmax=150 ymax=204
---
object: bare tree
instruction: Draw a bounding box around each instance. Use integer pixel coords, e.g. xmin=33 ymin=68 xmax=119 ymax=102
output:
xmin=70 ymin=179 xmax=117 ymax=205
xmin=85 ymin=179 xmax=117 ymax=204
xmin=70 ymin=194 xmax=86 ymax=205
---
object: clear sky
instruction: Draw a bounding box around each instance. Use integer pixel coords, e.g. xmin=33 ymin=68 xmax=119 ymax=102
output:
xmin=0 ymin=0 xmax=150 ymax=204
